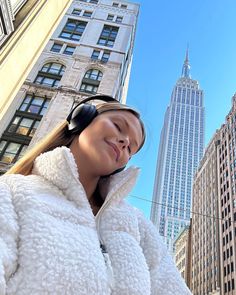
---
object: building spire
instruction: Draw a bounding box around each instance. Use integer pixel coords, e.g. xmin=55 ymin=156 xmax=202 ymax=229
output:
xmin=185 ymin=45 xmax=189 ymax=63
xmin=181 ymin=45 xmax=191 ymax=78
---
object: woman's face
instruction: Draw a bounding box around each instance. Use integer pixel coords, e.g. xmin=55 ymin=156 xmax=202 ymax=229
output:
xmin=70 ymin=110 xmax=143 ymax=177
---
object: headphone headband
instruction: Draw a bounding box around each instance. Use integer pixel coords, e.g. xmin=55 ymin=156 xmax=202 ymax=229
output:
xmin=67 ymin=95 xmax=117 ymax=123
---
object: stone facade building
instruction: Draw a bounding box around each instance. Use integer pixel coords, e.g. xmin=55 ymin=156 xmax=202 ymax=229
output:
xmin=174 ymin=224 xmax=192 ymax=288
xmin=191 ymin=94 xmax=236 ymax=295
xmin=0 ymin=0 xmax=139 ymax=173
xmin=217 ymin=95 xmax=236 ymax=295
xmin=191 ymin=135 xmax=221 ymax=294
xmin=0 ymin=0 xmax=72 ymax=120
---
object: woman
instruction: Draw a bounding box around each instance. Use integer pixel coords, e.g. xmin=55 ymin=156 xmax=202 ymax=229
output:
xmin=0 ymin=95 xmax=191 ymax=294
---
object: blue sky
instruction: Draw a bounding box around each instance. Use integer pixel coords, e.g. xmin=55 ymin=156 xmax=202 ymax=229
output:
xmin=126 ymin=0 xmax=236 ymax=217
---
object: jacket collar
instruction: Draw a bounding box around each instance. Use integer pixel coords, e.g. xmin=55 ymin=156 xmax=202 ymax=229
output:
xmin=32 ymin=146 xmax=140 ymax=206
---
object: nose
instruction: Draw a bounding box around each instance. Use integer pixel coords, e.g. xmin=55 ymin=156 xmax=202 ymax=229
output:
xmin=118 ymin=136 xmax=129 ymax=149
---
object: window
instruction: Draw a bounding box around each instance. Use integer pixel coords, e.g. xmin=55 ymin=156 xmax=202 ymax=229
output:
xmin=121 ymin=4 xmax=127 ymax=9
xmin=97 ymin=25 xmax=119 ymax=47
xmin=91 ymin=50 xmax=100 ymax=60
xmin=51 ymin=43 xmax=62 ymax=53
xmin=83 ymin=11 xmax=92 ymax=17
xmin=72 ymin=9 xmax=81 ymax=15
xmin=84 ymin=69 xmax=102 ymax=81
xmin=0 ymin=141 xmax=27 ymax=164
xmin=80 ymin=69 xmax=103 ymax=94
xmin=107 ymin=14 xmax=114 ymax=21
xmin=7 ymin=98 xmax=50 ymax=138
xmin=0 ymin=95 xmax=50 ymax=167
xmin=34 ymin=63 xmax=65 ymax=87
xmin=101 ymin=51 xmax=110 ymax=62
xmin=89 ymin=0 xmax=98 ymax=3
xmin=19 ymin=95 xmax=50 ymax=116
xmin=63 ymin=46 xmax=75 ymax=55
xmin=112 ymin=2 xmax=119 ymax=7
xmin=59 ymin=19 xmax=87 ymax=41
xmin=80 ymin=83 xmax=98 ymax=94
xmin=116 ymin=16 xmax=123 ymax=23
xmin=41 ymin=63 xmax=65 ymax=75
xmin=0 ymin=102 xmax=49 ymax=169
xmin=7 ymin=117 xmax=40 ymax=137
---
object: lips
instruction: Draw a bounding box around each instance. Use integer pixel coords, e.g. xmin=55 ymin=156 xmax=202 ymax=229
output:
xmin=105 ymin=140 xmax=120 ymax=161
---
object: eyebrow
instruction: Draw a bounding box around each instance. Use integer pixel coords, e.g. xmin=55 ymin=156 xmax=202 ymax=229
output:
xmin=119 ymin=117 xmax=139 ymax=149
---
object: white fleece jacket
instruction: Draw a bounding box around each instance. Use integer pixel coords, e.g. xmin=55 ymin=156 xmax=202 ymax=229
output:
xmin=0 ymin=147 xmax=191 ymax=295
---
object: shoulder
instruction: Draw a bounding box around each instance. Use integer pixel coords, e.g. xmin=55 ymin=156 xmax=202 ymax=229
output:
xmin=0 ymin=173 xmax=33 ymax=187
xmin=0 ymin=174 xmax=25 ymax=189
xmin=0 ymin=173 xmax=48 ymax=196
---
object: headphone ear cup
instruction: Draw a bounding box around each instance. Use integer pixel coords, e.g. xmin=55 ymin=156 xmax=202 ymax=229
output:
xmin=111 ymin=166 xmax=126 ymax=175
xmin=110 ymin=166 xmax=126 ymax=176
xmin=100 ymin=166 xmax=126 ymax=179
xmin=68 ymin=103 xmax=98 ymax=135
xmin=67 ymin=95 xmax=117 ymax=135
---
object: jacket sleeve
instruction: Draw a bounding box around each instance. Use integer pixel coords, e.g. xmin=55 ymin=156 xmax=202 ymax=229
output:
xmin=137 ymin=211 xmax=192 ymax=295
xmin=0 ymin=180 xmax=19 ymax=294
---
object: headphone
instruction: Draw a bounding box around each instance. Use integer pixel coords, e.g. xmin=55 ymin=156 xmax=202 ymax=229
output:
xmin=67 ymin=95 xmax=117 ymax=135
xmin=66 ymin=95 xmax=126 ymax=175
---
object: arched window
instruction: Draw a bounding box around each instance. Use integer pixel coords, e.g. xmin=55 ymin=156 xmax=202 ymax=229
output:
xmin=80 ymin=69 xmax=103 ymax=94
xmin=34 ymin=62 xmax=65 ymax=87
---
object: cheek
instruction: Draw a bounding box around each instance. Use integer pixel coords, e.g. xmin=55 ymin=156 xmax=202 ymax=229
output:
xmin=100 ymin=120 xmax=115 ymax=134
xmin=121 ymin=154 xmax=130 ymax=166
xmin=75 ymin=134 xmax=95 ymax=155
xmin=83 ymin=120 xmax=112 ymax=140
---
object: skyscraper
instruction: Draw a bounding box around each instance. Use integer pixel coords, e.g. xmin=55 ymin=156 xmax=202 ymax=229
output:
xmin=150 ymin=50 xmax=205 ymax=252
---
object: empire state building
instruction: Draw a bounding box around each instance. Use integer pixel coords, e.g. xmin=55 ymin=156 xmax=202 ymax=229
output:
xmin=150 ymin=50 xmax=205 ymax=251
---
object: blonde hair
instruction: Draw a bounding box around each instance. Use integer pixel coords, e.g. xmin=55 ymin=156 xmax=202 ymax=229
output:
xmin=6 ymin=101 xmax=145 ymax=175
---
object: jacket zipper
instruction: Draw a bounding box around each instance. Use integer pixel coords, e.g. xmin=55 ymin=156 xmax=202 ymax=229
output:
xmin=95 ymin=196 xmax=114 ymax=289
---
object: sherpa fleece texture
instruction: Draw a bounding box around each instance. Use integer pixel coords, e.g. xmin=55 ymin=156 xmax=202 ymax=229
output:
xmin=0 ymin=147 xmax=191 ymax=295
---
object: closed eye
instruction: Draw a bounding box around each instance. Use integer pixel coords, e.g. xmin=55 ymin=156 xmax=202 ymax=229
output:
xmin=114 ymin=122 xmax=121 ymax=132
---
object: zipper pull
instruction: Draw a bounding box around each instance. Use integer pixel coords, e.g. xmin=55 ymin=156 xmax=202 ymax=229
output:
xmin=100 ymin=244 xmax=114 ymax=289
xmin=100 ymin=243 xmax=106 ymax=253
